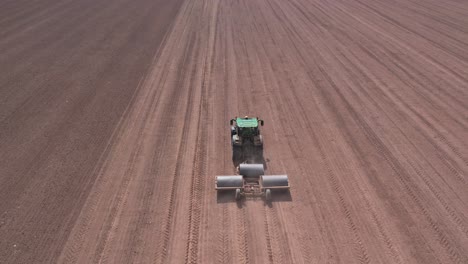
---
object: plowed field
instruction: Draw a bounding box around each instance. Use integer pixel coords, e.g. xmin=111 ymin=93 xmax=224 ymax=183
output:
xmin=1 ymin=0 xmax=467 ymax=263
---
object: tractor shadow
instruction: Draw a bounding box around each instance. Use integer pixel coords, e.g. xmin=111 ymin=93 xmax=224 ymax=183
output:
xmin=216 ymin=190 xmax=292 ymax=206
xmin=216 ymin=191 xmax=244 ymax=207
xmin=216 ymin=190 xmax=232 ymax=204
xmin=271 ymin=190 xmax=293 ymax=202
xmin=263 ymin=191 xmax=293 ymax=208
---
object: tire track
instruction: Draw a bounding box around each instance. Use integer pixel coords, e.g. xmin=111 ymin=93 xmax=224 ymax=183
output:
xmin=235 ymin=207 xmax=250 ymax=264
xmin=262 ymin=206 xmax=274 ymax=264
xmin=333 ymin=0 xmax=468 ymax=104
xmin=215 ymin=204 xmax=231 ymax=264
xmin=93 ymin=0 xmax=201 ymax=262
xmin=295 ymin=69 xmax=406 ymax=263
xmin=245 ymin=4 xmax=324 ymax=262
xmin=85 ymin=6 xmax=195 ymax=260
xmin=317 ymin=15 xmax=468 ymax=184
xmin=134 ymin=36 xmax=198 ymax=264
xmin=184 ymin=106 xmax=207 ymax=263
xmin=288 ymin=70 xmax=403 ymax=263
xmin=253 ymin=2 xmax=371 ymax=261
xmin=61 ymin=31 xmax=182 ymax=264
xmin=319 ymin=18 xmax=468 ymax=236
xmin=353 ymin=0 xmax=468 ymax=83
xmin=326 ymin=153 xmax=370 ymax=264
xmin=405 ymin=156 xmax=468 ymax=238
xmin=342 ymin=46 xmax=468 ymax=182
xmin=364 ymin=131 xmax=466 ymax=263
xmin=57 ymin=70 xmax=150 ymax=263
xmin=325 ymin=72 xmax=467 ymax=263
xmin=101 ymin=25 xmax=185 ymax=261
xmin=293 ymin=77 xmax=404 ymax=263
xmin=258 ymin=28 xmax=373 ymax=263
xmin=51 ymin=1 xmax=187 ymax=261
xmin=304 ymin=74 xmax=406 ymax=263
xmin=213 ymin=14 xmax=234 ymax=262
xmin=153 ymin=14 xmax=200 ymax=264
xmin=93 ymin=139 xmax=144 ymax=264
xmin=184 ymin=2 xmax=218 ymax=263
xmin=336 ymin=48 xmax=468 ymax=236
xmin=225 ymin=0 xmax=468 ymax=262
xmin=265 ymin=204 xmax=295 ymax=263
xmin=320 ymin=32 xmax=468 ymax=261
xmin=157 ymin=87 xmax=197 ymax=263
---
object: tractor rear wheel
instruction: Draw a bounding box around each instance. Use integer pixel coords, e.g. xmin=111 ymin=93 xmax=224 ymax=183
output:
xmin=232 ymin=146 xmax=242 ymax=166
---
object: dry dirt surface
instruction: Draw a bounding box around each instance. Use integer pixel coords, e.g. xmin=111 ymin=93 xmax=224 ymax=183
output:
xmin=1 ymin=0 xmax=468 ymax=263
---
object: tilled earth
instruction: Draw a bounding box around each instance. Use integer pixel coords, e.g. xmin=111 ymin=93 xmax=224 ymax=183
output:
xmin=1 ymin=0 xmax=467 ymax=263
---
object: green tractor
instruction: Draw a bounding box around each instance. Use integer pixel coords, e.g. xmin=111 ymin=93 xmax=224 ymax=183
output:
xmin=216 ymin=117 xmax=290 ymax=201
xmin=230 ymin=116 xmax=264 ymax=165
xmin=230 ymin=116 xmax=264 ymax=147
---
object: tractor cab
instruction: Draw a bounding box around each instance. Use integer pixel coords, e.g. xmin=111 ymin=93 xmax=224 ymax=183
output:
xmin=230 ymin=116 xmax=264 ymax=147
xmin=231 ymin=117 xmax=263 ymax=136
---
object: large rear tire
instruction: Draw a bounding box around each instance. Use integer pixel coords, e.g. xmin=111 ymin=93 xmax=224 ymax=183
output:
xmin=254 ymin=135 xmax=263 ymax=148
xmin=232 ymin=146 xmax=243 ymax=166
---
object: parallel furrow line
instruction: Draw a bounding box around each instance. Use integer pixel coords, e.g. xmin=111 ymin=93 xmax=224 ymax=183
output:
xmin=262 ymin=206 xmax=274 ymax=264
xmin=406 ymin=157 xmax=468 ymax=238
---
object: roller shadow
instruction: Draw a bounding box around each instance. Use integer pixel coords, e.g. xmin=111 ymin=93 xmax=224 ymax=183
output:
xmin=216 ymin=191 xmax=247 ymax=208
xmin=270 ymin=190 xmax=293 ymax=203
xmin=216 ymin=190 xmax=236 ymax=204
xmin=216 ymin=190 xmax=292 ymax=206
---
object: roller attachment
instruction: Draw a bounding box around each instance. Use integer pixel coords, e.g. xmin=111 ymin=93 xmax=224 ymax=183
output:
xmin=261 ymin=175 xmax=290 ymax=189
xmin=239 ymin=163 xmax=264 ymax=177
xmin=215 ymin=176 xmax=243 ymax=189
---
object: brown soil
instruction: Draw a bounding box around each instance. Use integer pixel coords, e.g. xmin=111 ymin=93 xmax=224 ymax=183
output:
xmin=1 ymin=0 xmax=467 ymax=263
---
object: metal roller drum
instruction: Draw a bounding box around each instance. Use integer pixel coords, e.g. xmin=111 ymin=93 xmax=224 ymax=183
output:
xmin=261 ymin=175 xmax=289 ymax=188
xmin=239 ymin=163 xmax=264 ymax=177
xmin=215 ymin=175 xmax=243 ymax=189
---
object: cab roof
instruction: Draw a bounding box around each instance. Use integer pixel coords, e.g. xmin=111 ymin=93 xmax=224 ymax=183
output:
xmin=236 ymin=117 xmax=258 ymax=128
